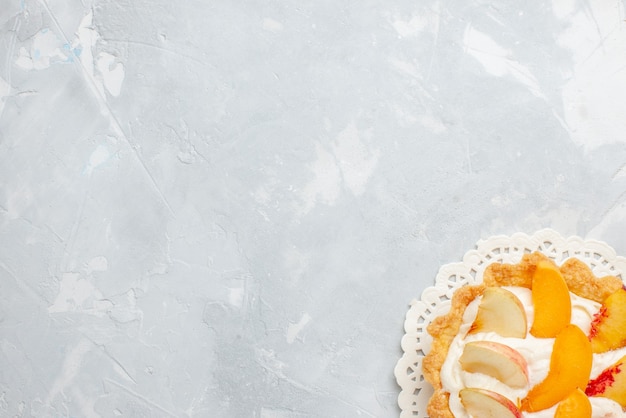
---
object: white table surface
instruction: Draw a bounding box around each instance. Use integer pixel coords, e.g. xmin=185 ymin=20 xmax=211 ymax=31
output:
xmin=2 ymin=0 xmax=626 ymax=416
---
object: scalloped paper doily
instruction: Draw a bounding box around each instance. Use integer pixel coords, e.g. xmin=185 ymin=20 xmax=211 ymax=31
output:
xmin=394 ymin=229 xmax=626 ymax=417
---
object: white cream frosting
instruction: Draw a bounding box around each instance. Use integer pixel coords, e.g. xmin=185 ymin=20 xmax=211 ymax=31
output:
xmin=441 ymin=286 xmax=626 ymax=418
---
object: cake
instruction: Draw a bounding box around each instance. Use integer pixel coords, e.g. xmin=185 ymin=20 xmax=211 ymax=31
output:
xmin=422 ymin=251 xmax=626 ymax=417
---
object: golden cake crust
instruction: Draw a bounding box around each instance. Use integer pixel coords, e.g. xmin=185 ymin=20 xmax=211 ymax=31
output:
xmin=422 ymin=251 xmax=623 ymax=418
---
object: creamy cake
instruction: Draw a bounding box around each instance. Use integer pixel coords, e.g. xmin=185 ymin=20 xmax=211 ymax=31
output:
xmin=422 ymin=252 xmax=626 ymax=418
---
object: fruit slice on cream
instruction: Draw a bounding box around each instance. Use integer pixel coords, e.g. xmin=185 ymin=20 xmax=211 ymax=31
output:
xmin=521 ymin=324 xmax=592 ymax=412
xmin=555 ymin=388 xmax=592 ymax=418
xmin=467 ymin=287 xmax=527 ymax=338
xmin=589 ymin=288 xmax=626 ymax=353
xmin=530 ymin=260 xmax=571 ymax=338
xmin=459 ymin=341 xmax=528 ymax=388
xmin=585 ymin=354 xmax=626 ymax=408
xmin=459 ymin=387 xmax=521 ymax=418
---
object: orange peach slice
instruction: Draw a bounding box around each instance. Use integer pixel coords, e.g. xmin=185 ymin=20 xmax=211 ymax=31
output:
xmin=459 ymin=341 xmax=528 ymax=388
xmin=521 ymin=324 xmax=592 ymax=412
xmin=555 ymin=388 xmax=591 ymax=418
xmin=530 ymin=260 xmax=571 ymax=338
xmin=589 ymin=288 xmax=626 ymax=353
xmin=467 ymin=287 xmax=527 ymax=338
xmin=460 ymin=388 xmax=521 ymax=418
xmin=585 ymin=354 xmax=626 ymax=408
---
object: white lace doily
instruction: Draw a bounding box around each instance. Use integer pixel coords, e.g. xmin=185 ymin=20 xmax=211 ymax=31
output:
xmin=394 ymin=229 xmax=626 ymax=417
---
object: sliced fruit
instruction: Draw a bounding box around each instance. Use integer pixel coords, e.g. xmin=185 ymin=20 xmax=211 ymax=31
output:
xmin=585 ymin=354 xmax=626 ymax=408
xmin=555 ymin=388 xmax=591 ymax=418
xmin=459 ymin=341 xmax=528 ymax=388
xmin=460 ymin=388 xmax=521 ymax=418
xmin=530 ymin=260 xmax=571 ymax=338
xmin=589 ymin=288 xmax=626 ymax=353
xmin=467 ymin=287 xmax=527 ymax=338
xmin=521 ymin=324 xmax=592 ymax=412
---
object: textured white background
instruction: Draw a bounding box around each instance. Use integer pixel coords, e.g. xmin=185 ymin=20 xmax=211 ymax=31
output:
xmin=1 ymin=0 xmax=626 ymax=417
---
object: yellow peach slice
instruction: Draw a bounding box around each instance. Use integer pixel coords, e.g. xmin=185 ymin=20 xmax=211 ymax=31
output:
xmin=530 ymin=260 xmax=571 ymax=338
xmin=467 ymin=287 xmax=527 ymax=338
xmin=585 ymin=354 xmax=626 ymax=408
xmin=555 ymin=388 xmax=591 ymax=418
xmin=521 ymin=324 xmax=592 ymax=412
xmin=589 ymin=288 xmax=626 ymax=353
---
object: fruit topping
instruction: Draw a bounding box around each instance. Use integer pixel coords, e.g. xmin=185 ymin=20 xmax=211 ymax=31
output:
xmin=467 ymin=287 xmax=527 ymax=338
xmin=585 ymin=354 xmax=626 ymax=408
xmin=589 ymin=288 xmax=626 ymax=353
xmin=530 ymin=260 xmax=571 ymax=338
xmin=521 ymin=324 xmax=592 ymax=412
xmin=459 ymin=340 xmax=528 ymax=388
xmin=554 ymin=388 xmax=591 ymax=418
xmin=459 ymin=388 xmax=521 ymax=418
